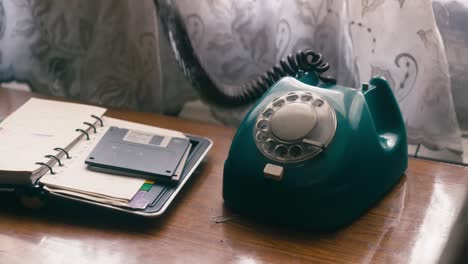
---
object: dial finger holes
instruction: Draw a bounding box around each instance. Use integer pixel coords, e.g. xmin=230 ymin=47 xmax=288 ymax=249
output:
xmin=256 ymin=120 xmax=269 ymax=130
xmin=312 ymin=99 xmax=324 ymax=107
xmin=264 ymin=140 xmax=276 ymax=153
xmin=263 ymin=108 xmax=274 ymax=118
xmin=289 ymin=145 xmax=303 ymax=157
xmin=301 ymin=94 xmax=313 ymax=102
xmin=272 ymin=99 xmax=285 ymax=107
xmin=286 ymin=94 xmax=299 ymax=102
xmin=256 ymin=131 xmax=268 ymax=142
xmin=274 ymin=145 xmax=288 ymax=158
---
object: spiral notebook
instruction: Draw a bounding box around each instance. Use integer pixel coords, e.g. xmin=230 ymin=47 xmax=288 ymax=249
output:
xmin=0 ymin=98 xmax=212 ymax=216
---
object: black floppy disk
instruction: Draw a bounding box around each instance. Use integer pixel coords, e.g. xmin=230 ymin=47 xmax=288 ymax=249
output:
xmin=85 ymin=127 xmax=190 ymax=183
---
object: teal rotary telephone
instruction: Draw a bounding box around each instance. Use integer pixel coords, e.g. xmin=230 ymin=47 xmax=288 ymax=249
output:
xmin=223 ymin=51 xmax=408 ymax=230
xmin=154 ymin=2 xmax=407 ymax=230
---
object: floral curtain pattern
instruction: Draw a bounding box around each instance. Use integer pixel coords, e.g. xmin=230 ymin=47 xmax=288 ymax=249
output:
xmin=176 ymin=0 xmax=465 ymax=155
xmin=0 ymin=0 xmax=196 ymax=115
xmin=0 ymin=0 xmax=465 ymax=155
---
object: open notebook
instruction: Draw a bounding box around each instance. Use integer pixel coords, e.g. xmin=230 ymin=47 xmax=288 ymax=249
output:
xmin=0 ymin=98 xmax=212 ymax=216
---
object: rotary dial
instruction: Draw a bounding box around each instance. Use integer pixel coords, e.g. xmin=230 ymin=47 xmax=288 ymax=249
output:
xmin=254 ymin=91 xmax=336 ymax=163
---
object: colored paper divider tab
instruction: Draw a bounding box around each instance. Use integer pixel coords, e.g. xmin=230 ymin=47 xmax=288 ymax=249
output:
xmin=140 ymin=183 xmax=153 ymax=191
xmin=127 ymin=190 xmax=150 ymax=209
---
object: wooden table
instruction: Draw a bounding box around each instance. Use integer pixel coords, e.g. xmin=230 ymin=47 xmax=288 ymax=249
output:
xmin=0 ymin=88 xmax=467 ymax=264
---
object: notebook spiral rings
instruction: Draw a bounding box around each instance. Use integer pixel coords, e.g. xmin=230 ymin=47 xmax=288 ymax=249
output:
xmin=91 ymin=115 xmax=104 ymax=127
xmin=34 ymin=114 xmax=104 ymax=181
xmin=54 ymin=148 xmax=71 ymax=159
xmin=83 ymin=122 xmax=97 ymax=133
xmin=75 ymin=129 xmax=90 ymax=140
xmin=45 ymin=155 xmax=63 ymax=166
xmin=35 ymin=162 xmax=55 ymax=175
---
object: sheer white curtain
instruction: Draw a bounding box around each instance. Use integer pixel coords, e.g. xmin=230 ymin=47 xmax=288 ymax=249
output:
xmin=175 ymin=0 xmax=464 ymax=156
xmin=347 ymin=0 xmax=462 ymax=154
xmin=433 ymin=0 xmax=468 ymax=132
xmin=0 ymin=0 xmax=465 ymax=158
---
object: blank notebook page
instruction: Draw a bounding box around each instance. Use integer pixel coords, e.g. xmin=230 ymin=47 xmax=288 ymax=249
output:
xmin=0 ymin=98 xmax=106 ymax=173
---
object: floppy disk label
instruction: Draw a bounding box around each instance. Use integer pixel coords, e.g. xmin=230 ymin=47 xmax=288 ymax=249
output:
xmin=123 ymin=130 xmax=171 ymax=147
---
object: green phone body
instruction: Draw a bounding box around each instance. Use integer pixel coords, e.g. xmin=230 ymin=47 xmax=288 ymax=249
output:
xmin=223 ymin=73 xmax=407 ymax=230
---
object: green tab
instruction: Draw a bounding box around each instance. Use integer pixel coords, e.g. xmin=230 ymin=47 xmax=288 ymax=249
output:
xmin=140 ymin=183 xmax=152 ymax=191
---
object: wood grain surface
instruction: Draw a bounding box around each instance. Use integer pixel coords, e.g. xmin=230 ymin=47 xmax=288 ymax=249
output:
xmin=0 ymin=88 xmax=467 ymax=264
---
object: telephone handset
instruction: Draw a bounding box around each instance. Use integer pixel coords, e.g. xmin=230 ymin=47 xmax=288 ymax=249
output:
xmin=155 ymin=2 xmax=407 ymax=230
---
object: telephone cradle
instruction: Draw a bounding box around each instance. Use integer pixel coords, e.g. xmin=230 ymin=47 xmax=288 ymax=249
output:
xmin=223 ymin=72 xmax=408 ymax=230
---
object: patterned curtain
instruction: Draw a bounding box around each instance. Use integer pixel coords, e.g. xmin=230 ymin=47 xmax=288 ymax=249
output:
xmin=0 ymin=0 xmax=196 ymax=115
xmin=175 ymin=0 xmax=465 ymax=155
xmin=0 ymin=0 xmax=465 ymax=156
